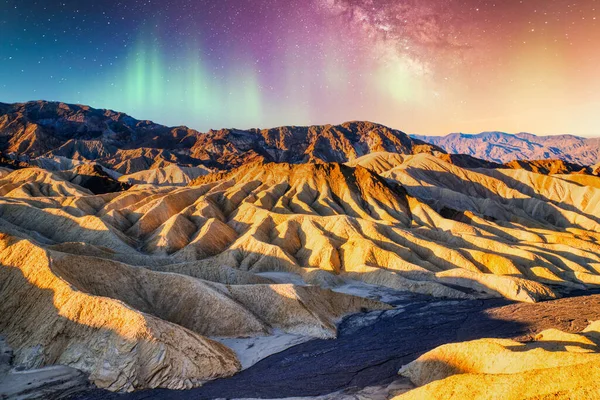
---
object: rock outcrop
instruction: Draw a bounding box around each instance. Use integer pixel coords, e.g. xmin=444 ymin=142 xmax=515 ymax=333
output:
xmin=396 ymin=320 xmax=600 ymax=399
xmin=189 ymin=121 xmax=443 ymax=169
xmin=503 ymin=159 xmax=593 ymax=175
xmin=0 ymin=101 xmax=443 ymax=174
xmin=119 ymin=164 xmax=212 ymax=186
xmin=0 ymin=232 xmax=386 ymax=392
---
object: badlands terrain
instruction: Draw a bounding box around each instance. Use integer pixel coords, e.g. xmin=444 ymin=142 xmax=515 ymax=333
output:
xmin=1 ymin=101 xmax=600 ymax=399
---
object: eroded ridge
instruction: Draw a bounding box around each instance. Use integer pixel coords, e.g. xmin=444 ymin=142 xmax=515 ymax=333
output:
xmin=2 ymin=153 xmax=600 ymax=392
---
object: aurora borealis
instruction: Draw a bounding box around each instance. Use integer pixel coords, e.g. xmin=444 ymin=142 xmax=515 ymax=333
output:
xmin=1 ymin=0 xmax=599 ymax=135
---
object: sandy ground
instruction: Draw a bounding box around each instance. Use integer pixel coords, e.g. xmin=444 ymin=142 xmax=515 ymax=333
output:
xmin=0 ymin=337 xmax=89 ymax=399
xmin=213 ymin=331 xmax=314 ymax=370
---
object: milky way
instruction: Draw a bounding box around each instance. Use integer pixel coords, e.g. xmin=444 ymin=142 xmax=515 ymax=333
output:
xmin=1 ymin=0 xmax=599 ymax=135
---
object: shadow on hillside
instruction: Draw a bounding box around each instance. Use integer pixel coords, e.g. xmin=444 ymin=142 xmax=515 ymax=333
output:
xmin=399 ymin=168 xmax=600 ymax=273
xmin=480 ymin=168 xmax=600 ymax=226
xmin=3 ymin=223 xmax=600 ymax=400
xmin=0 ymin=265 xmax=100 ymax=397
xmin=65 ymin=289 xmax=600 ymax=400
xmin=2 ymin=165 xmax=600 ymax=398
xmin=404 ymin=167 xmax=600 ymax=228
xmin=69 ymin=174 xmax=131 ymax=195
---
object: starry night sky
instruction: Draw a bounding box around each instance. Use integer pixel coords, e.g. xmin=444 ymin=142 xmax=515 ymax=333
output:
xmin=1 ymin=0 xmax=599 ymax=135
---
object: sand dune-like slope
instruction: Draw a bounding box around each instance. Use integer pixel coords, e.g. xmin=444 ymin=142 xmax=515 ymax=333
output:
xmin=0 ymin=164 xmax=128 ymax=197
xmin=395 ymin=320 xmax=600 ymax=399
xmin=119 ymin=164 xmax=212 ymax=186
xmin=556 ymin=172 xmax=600 ymax=189
xmin=353 ymin=153 xmax=600 ymax=295
xmin=0 ymin=235 xmax=240 ymax=392
xmin=376 ymin=153 xmax=600 ymax=232
xmin=190 ymin=121 xmax=443 ymax=169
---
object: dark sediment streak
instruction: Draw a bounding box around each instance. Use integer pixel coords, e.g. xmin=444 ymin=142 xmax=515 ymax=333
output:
xmin=69 ymin=290 xmax=600 ymax=400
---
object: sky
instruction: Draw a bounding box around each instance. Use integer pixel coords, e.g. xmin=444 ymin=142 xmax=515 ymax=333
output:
xmin=1 ymin=0 xmax=599 ymax=136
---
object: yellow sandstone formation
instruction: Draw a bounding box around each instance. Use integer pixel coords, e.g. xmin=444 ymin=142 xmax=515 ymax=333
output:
xmin=395 ymin=321 xmax=600 ymax=399
xmin=2 ymin=154 xmax=600 ymax=392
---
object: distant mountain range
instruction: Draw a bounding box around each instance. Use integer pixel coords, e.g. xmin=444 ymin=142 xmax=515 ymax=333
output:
xmin=1 ymin=101 xmax=598 ymax=179
xmin=0 ymin=101 xmax=440 ymax=174
xmin=412 ymin=132 xmax=600 ymax=166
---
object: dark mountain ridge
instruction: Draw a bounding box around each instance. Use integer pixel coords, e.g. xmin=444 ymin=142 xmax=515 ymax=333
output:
xmin=0 ymin=100 xmax=443 ymax=173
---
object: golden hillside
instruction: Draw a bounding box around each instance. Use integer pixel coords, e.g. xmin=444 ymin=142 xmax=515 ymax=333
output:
xmin=1 ymin=153 xmax=600 ymax=393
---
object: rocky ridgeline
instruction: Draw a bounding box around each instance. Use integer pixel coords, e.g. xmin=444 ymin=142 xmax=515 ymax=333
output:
xmin=0 ymin=101 xmax=441 ymax=174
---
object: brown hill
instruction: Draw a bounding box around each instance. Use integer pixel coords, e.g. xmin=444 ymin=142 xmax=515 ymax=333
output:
xmin=0 ymin=101 xmax=196 ymax=157
xmin=119 ymin=164 xmax=213 ymax=186
xmin=189 ymin=121 xmax=443 ymax=169
xmin=0 ymin=101 xmax=443 ymax=174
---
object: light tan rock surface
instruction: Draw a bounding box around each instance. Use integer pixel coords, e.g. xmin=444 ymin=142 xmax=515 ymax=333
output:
xmin=0 ymin=233 xmax=386 ymax=392
xmin=3 ymin=154 xmax=600 ymax=393
xmin=4 ymin=157 xmax=600 ymax=304
xmin=395 ymin=321 xmax=600 ymax=399
xmin=119 ymin=164 xmax=213 ymax=186
xmin=0 ymin=167 xmax=92 ymax=197
xmin=0 ymin=235 xmax=240 ymax=392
